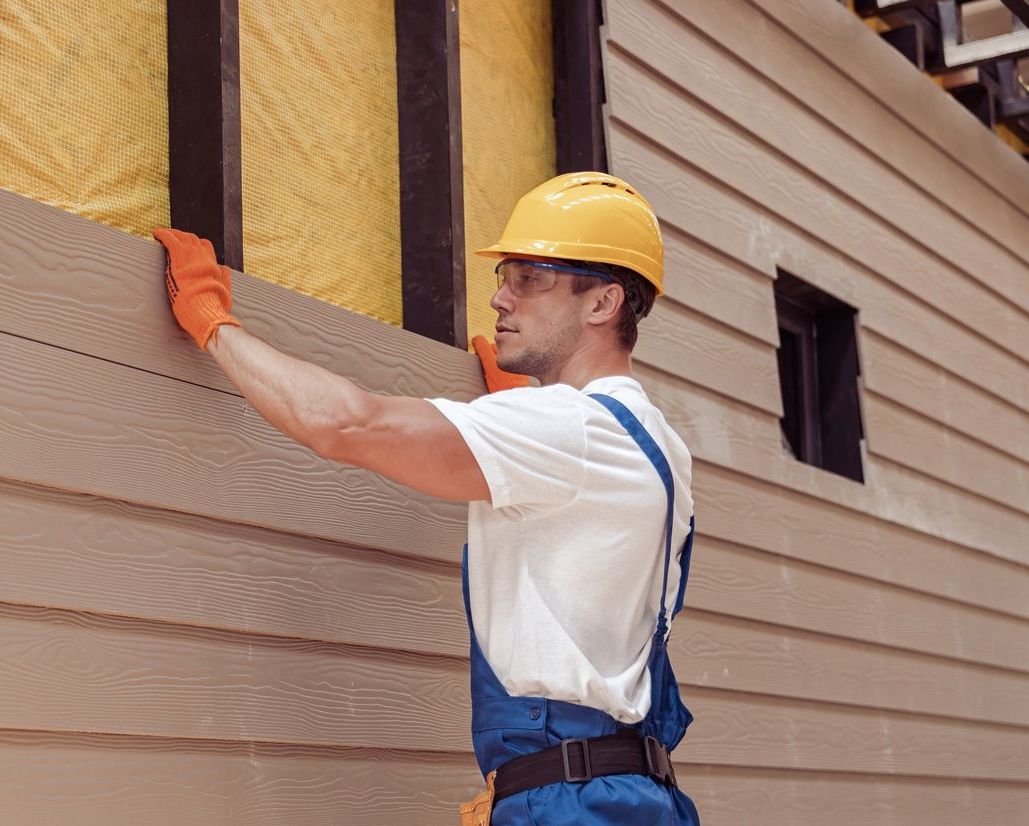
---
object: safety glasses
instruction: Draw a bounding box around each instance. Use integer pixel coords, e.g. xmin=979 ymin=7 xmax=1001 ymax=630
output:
xmin=495 ymin=258 xmax=615 ymax=297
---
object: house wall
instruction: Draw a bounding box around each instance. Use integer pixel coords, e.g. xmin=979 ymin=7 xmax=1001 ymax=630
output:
xmin=600 ymin=0 xmax=1029 ymax=822
xmin=1 ymin=0 xmax=1028 ymax=823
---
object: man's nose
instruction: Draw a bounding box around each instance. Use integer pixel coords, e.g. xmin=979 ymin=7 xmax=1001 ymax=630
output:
xmin=490 ymin=279 xmax=515 ymax=312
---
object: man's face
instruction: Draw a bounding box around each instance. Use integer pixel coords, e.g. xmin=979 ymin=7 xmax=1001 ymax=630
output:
xmin=489 ymin=255 xmax=592 ymax=379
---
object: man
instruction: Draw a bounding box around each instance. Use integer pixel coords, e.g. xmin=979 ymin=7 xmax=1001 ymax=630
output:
xmin=154 ymin=172 xmax=699 ymax=825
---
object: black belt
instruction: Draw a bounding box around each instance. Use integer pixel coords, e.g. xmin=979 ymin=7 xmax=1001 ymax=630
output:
xmin=493 ymin=729 xmax=678 ymax=804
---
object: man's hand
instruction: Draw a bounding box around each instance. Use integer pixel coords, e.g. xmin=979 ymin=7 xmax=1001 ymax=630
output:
xmin=152 ymin=228 xmax=242 ymax=350
xmin=472 ymin=335 xmax=532 ymax=394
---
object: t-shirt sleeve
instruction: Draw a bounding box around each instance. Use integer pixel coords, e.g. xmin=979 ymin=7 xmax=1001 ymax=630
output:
xmin=425 ymin=386 xmax=588 ymax=512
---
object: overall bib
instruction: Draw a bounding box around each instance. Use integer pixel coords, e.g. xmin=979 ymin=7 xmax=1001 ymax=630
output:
xmin=461 ymin=393 xmax=700 ymax=825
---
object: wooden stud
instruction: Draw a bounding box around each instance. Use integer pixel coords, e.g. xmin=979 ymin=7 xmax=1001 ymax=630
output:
xmin=166 ymin=0 xmax=244 ymax=271
xmin=553 ymin=0 xmax=608 ymax=173
xmin=395 ymin=0 xmax=467 ymax=350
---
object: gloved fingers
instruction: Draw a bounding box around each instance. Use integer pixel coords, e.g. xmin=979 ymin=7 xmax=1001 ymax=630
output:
xmin=471 ymin=334 xmax=496 ymax=368
xmin=152 ymin=227 xmax=219 ymax=271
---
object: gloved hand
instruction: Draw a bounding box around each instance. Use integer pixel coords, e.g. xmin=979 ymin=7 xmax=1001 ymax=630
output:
xmin=471 ymin=334 xmax=533 ymax=393
xmin=152 ymin=228 xmax=242 ymax=350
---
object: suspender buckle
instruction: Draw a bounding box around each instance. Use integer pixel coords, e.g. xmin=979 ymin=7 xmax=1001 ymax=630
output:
xmin=644 ymin=736 xmax=676 ymax=786
xmin=560 ymin=738 xmax=592 ymax=783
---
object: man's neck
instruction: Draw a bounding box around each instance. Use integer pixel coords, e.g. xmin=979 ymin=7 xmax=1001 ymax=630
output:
xmin=544 ymin=354 xmax=634 ymax=390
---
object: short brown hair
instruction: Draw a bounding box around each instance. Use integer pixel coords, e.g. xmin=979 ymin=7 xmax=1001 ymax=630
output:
xmin=567 ymin=261 xmax=657 ymax=351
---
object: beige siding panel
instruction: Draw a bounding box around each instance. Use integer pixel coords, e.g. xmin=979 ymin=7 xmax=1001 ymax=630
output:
xmin=613 ymin=0 xmax=1029 ymax=293
xmin=608 ymin=125 xmax=1029 ymax=415
xmin=5 ymin=479 xmax=1026 ymax=726
xmin=5 ymin=307 xmax=1023 ymax=592
xmin=0 ymin=187 xmax=482 ymax=405
xmin=3 ymin=604 xmax=1027 ymax=781
xmin=864 ymin=393 xmax=1029 ymax=513
xmin=679 ymin=764 xmax=1029 ymax=826
xmin=5 ymin=284 xmax=1022 ymax=619
xmin=743 ymin=0 xmax=1029 ymax=221
xmin=0 ymin=729 xmax=479 ymax=826
xmin=682 ymin=687 xmax=1029 ymax=780
xmin=636 ymin=298 xmax=783 ymax=416
xmin=603 ymin=48 xmax=1029 ymax=365
xmin=0 ymin=603 xmax=471 ymax=750
xmin=663 ymin=226 xmax=779 ymax=347
xmin=0 ymin=331 xmax=466 ymax=564
xmin=674 ymin=611 xmax=1029 ymax=728
xmin=638 ymin=367 xmax=1029 ymax=602
xmin=862 ymin=456 xmax=1029 ymax=568
xmin=685 ymin=537 xmax=1029 ymax=673
xmin=862 ymin=331 xmax=1029 ymax=466
xmin=693 ymin=459 xmax=1029 ymax=618
xmin=0 ymin=478 xmax=466 ymax=658
xmin=7 ymin=731 xmax=1027 ymax=826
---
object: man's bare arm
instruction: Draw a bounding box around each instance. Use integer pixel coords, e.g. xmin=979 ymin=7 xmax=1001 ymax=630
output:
xmin=207 ymin=325 xmax=491 ymax=503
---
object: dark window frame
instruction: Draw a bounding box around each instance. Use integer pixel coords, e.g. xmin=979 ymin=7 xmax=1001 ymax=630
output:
xmin=775 ymin=270 xmax=865 ymax=483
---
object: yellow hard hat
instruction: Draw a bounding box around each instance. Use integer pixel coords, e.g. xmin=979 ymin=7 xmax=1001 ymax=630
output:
xmin=475 ymin=172 xmax=665 ymax=296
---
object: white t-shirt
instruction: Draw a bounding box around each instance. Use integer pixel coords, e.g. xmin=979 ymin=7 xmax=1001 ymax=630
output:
xmin=426 ymin=375 xmax=694 ymax=723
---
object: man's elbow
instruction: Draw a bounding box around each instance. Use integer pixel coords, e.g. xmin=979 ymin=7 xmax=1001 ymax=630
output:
xmin=304 ymin=387 xmax=377 ymax=464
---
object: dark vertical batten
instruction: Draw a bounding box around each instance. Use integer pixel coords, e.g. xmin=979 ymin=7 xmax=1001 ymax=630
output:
xmin=553 ymin=0 xmax=608 ymax=173
xmin=166 ymin=0 xmax=244 ymax=271
xmin=395 ymin=0 xmax=467 ymax=350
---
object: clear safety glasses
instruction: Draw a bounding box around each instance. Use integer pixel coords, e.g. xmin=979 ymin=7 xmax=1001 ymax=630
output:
xmin=494 ymin=259 xmax=616 ymax=297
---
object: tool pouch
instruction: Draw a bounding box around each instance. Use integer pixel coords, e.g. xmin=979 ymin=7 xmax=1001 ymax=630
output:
xmin=459 ymin=770 xmax=496 ymax=826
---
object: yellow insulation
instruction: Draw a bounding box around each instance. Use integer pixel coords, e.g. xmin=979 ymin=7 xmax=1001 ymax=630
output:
xmin=0 ymin=1 xmax=169 ymax=236
xmin=461 ymin=0 xmax=556 ymax=347
xmin=239 ymin=1 xmax=402 ymax=328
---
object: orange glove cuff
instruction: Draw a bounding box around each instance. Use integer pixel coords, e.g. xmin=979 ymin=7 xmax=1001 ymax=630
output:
xmin=153 ymin=227 xmax=241 ymax=351
xmin=472 ymin=335 xmax=533 ymax=393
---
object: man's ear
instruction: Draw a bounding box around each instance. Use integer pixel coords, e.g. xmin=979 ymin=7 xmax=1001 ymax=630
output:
xmin=588 ymin=283 xmax=625 ymax=326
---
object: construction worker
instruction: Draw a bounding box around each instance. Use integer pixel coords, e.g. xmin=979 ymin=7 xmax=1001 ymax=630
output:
xmin=153 ymin=172 xmax=699 ymax=826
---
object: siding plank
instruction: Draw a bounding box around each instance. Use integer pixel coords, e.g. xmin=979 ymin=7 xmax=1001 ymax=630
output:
xmin=864 ymin=392 xmax=1029 ymax=514
xmin=741 ymin=0 xmax=1029 ymax=220
xmin=0 ymin=187 xmax=482 ymax=404
xmin=0 ymin=603 xmax=471 ymax=750
xmin=5 ymin=730 xmax=1027 ymax=826
xmin=693 ymin=459 xmax=1029 ymax=616
xmin=0 ymin=478 xmax=466 ymax=657
xmin=0 ymin=730 xmax=479 ymax=826
xmin=637 ymin=299 xmax=783 ymax=416
xmin=862 ymin=331 xmax=1029 ymax=466
xmin=4 ymin=324 xmax=1023 ymax=590
xmin=5 ymin=478 xmax=1026 ymax=725
xmin=615 ymin=0 xmax=1029 ymax=293
xmin=639 ymin=368 xmax=1029 ymax=594
xmin=1 ymin=605 xmax=1026 ymax=781
xmin=604 ymin=47 xmax=1029 ymax=365
xmin=684 ymin=687 xmax=1029 ymax=780
xmin=0 ymin=331 xmax=467 ymax=564
xmin=674 ymin=611 xmax=1029 ymax=728
xmin=685 ymin=537 xmax=1029 ymax=673
xmin=662 ymin=225 xmax=779 ymax=347
xmin=609 ymin=125 xmax=1029 ymax=415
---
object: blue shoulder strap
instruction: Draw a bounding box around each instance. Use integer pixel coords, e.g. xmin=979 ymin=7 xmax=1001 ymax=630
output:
xmin=588 ymin=393 xmax=694 ymax=637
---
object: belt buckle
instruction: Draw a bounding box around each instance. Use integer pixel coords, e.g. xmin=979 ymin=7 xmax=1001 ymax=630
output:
xmin=644 ymin=736 xmax=676 ymax=786
xmin=561 ymin=738 xmax=592 ymax=783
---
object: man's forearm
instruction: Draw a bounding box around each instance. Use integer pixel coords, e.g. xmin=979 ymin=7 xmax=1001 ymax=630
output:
xmin=206 ymin=324 xmax=369 ymax=450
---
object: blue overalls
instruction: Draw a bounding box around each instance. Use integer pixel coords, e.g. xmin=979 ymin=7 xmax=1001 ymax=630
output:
xmin=461 ymin=393 xmax=700 ymax=825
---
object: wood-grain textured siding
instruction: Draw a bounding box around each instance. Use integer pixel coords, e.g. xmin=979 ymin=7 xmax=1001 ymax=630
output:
xmin=1 ymin=1 xmax=1028 ymax=821
xmin=600 ymin=0 xmax=1029 ymax=823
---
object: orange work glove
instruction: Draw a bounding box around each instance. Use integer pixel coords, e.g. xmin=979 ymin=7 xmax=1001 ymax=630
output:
xmin=152 ymin=228 xmax=242 ymax=351
xmin=471 ymin=334 xmax=533 ymax=394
